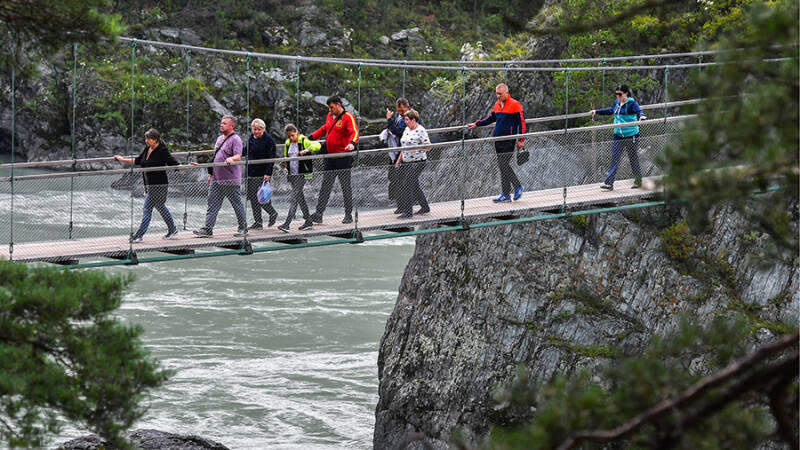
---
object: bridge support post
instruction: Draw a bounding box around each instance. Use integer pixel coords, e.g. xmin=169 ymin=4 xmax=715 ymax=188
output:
xmin=125 ymin=251 xmax=139 ymax=266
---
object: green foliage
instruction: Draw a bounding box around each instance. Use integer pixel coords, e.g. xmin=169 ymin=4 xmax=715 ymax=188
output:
xmin=567 ymin=214 xmax=588 ymax=230
xmin=663 ymin=0 xmax=799 ymax=255
xmin=1 ymin=0 xmax=125 ymax=74
xmin=0 ymin=261 xmax=171 ymax=448
xmin=487 ymin=315 xmax=783 ymax=449
xmin=660 ymin=221 xmax=696 ymax=261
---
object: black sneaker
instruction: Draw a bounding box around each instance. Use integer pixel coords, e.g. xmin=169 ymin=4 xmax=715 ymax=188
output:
xmin=342 ymin=215 xmax=353 ymax=224
xmin=298 ymin=221 xmax=314 ymax=231
xmin=393 ymin=207 xmax=402 ymax=214
xmin=193 ymin=228 xmax=213 ymax=237
xmin=600 ymin=184 xmax=614 ymax=191
xmin=268 ymin=213 xmax=278 ymax=227
xmin=311 ymin=213 xmax=323 ymax=224
xmin=247 ymin=223 xmax=263 ymax=230
xmin=162 ymin=229 xmax=179 ymax=240
xmin=414 ymin=207 xmax=430 ymax=215
xmin=398 ymin=213 xmax=413 ymax=219
xmin=277 ymin=223 xmax=290 ymax=233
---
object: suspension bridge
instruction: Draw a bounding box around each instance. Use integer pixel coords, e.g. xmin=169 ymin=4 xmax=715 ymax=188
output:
xmin=0 ymin=37 xmax=720 ymax=268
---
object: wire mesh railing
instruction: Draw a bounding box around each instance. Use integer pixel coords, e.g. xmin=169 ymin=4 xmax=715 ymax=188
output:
xmin=0 ymin=116 xmax=688 ymax=263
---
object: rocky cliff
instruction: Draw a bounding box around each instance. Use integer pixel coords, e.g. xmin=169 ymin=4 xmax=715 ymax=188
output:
xmin=374 ymin=202 xmax=798 ymax=449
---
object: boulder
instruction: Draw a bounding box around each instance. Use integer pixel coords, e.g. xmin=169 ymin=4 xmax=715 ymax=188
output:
xmin=57 ymin=429 xmax=229 ymax=450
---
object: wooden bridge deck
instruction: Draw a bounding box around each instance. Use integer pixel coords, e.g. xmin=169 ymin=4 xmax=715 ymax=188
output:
xmin=0 ymin=178 xmax=659 ymax=265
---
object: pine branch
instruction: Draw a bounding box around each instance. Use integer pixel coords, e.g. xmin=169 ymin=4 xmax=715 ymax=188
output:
xmin=556 ymin=331 xmax=799 ymax=450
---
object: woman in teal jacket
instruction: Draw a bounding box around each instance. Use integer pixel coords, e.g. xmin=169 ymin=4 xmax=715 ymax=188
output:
xmin=278 ymin=124 xmax=322 ymax=232
xmin=591 ymin=84 xmax=647 ymax=190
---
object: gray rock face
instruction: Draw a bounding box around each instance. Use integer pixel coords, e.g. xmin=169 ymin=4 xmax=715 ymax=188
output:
xmin=57 ymin=429 xmax=229 ymax=450
xmin=374 ymin=205 xmax=798 ymax=449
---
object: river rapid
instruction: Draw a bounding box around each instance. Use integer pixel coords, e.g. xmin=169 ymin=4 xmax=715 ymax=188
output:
xmin=56 ymin=239 xmax=413 ymax=449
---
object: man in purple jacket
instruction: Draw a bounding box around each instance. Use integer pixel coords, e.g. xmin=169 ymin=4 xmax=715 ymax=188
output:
xmin=193 ymin=115 xmax=247 ymax=237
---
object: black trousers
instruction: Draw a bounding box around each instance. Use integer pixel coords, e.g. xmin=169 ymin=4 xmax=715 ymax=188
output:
xmin=245 ymin=177 xmax=277 ymax=225
xmin=398 ymin=161 xmax=429 ymax=215
xmin=387 ymin=155 xmax=401 ymax=207
xmin=285 ymin=175 xmax=310 ymax=223
xmin=495 ymin=140 xmax=521 ymax=195
xmin=314 ymin=155 xmax=353 ymax=218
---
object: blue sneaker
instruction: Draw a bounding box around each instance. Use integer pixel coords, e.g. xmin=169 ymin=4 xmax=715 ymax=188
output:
xmin=513 ymin=185 xmax=524 ymax=201
xmin=492 ymin=193 xmax=511 ymax=203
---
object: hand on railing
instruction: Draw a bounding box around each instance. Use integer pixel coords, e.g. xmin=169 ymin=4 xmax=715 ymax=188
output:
xmin=113 ymin=155 xmax=134 ymax=165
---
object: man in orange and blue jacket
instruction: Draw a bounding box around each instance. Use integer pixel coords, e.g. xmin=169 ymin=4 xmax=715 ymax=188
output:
xmin=310 ymin=95 xmax=359 ymax=224
xmin=468 ymin=83 xmax=526 ymax=202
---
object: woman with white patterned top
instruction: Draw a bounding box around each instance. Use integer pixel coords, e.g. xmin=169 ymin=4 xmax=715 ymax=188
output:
xmin=395 ymin=109 xmax=431 ymax=219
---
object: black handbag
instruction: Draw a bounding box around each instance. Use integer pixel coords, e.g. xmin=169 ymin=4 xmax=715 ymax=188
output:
xmin=516 ymin=149 xmax=530 ymax=165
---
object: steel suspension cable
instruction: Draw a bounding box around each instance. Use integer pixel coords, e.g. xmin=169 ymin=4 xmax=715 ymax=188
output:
xmin=355 ymin=63 xmax=362 ymax=236
xmin=401 ymin=61 xmax=407 ymax=99
xmin=128 ymin=40 xmax=136 ymax=258
xmin=9 ymin=47 xmax=15 ymax=261
xmin=295 ymin=58 xmax=300 ymax=126
xmin=115 ymin=37 xmax=787 ymax=72
xmin=243 ymin=54 xmax=252 ymax=245
xmin=69 ymin=43 xmax=77 ymax=239
xmin=460 ymin=67 xmax=466 ymax=225
xmin=664 ymin=67 xmax=670 ymax=123
xmin=563 ymin=69 xmax=569 ymax=212
xmin=183 ymin=49 xmax=191 ymax=230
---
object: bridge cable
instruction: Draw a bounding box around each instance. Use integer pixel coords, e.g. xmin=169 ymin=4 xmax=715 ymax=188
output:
xmin=460 ymin=67 xmax=466 ymax=225
xmin=243 ymin=54 xmax=251 ymax=246
xmin=128 ymin=40 xmax=136 ymax=260
xmin=402 ymin=60 xmax=407 ymax=99
xmin=9 ymin=46 xmax=15 ymax=261
xmin=355 ymin=63 xmax=362 ymax=238
xmin=664 ymin=66 xmax=670 ymax=124
xmin=563 ymin=69 xmax=569 ymax=213
xmin=183 ymin=49 xmax=191 ymax=230
xmin=295 ymin=57 xmax=300 ymax=127
xmin=663 ymin=66 xmax=670 ymax=210
xmin=69 ymin=43 xmax=77 ymax=239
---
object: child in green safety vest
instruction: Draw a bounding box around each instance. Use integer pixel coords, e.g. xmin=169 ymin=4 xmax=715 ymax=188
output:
xmin=278 ymin=123 xmax=322 ymax=232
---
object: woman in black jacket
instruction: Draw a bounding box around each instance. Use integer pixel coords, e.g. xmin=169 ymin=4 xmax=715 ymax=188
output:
xmin=114 ymin=128 xmax=179 ymax=242
xmin=243 ymin=118 xmax=279 ymax=229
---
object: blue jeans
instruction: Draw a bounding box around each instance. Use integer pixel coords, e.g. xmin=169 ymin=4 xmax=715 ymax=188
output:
xmin=204 ymin=182 xmax=246 ymax=231
xmin=604 ymin=133 xmax=642 ymax=186
xmin=133 ymin=185 xmax=176 ymax=239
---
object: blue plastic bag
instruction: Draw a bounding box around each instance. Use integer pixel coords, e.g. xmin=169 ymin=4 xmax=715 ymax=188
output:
xmin=256 ymin=181 xmax=273 ymax=204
